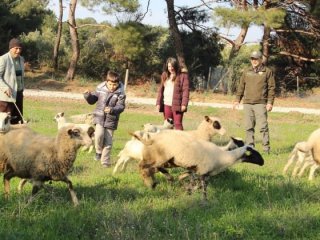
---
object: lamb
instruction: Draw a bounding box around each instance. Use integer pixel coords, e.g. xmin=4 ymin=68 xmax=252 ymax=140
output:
xmin=283 ymin=141 xmax=319 ymax=181
xmin=112 ymin=116 xmax=226 ymax=175
xmin=54 ymin=112 xmax=95 ymax=153
xmin=69 ymin=113 xmax=94 ymax=125
xmin=0 ymin=112 xmax=11 ymax=133
xmin=134 ymin=130 xmax=264 ymax=200
xmin=1 ymin=125 xmax=93 ymax=206
xmin=186 ymin=116 xmax=226 ymax=141
xmin=143 ymin=118 xmax=174 ymax=133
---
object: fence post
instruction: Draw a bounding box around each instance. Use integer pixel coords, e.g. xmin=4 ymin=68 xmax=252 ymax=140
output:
xmin=124 ymin=68 xmax=129 ymax=92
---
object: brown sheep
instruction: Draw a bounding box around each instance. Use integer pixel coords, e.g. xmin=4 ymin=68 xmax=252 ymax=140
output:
xmin=1 ymin=125 xmax=93 ymax=206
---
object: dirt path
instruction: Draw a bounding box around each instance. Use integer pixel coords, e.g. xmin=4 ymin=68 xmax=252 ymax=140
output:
xmin=24 ymin=89 xmax=320 ymax=115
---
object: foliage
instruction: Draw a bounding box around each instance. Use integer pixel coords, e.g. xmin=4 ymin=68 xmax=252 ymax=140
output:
xmin=0 ymin=0 xmax=51 ymax=54
xmin=213 ymin=6 xmax=285 ymax=28
xmin=1 ymin=97 xmax=320 ymax=239
xmin=80 ymin=0 xmax=140 ymax=14
xmin=160 ymin=30 xmax=222 ymax=89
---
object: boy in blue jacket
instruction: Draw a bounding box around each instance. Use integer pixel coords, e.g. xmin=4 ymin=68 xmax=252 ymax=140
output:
xmin=84 ymin=70 xmax=126 ymax=167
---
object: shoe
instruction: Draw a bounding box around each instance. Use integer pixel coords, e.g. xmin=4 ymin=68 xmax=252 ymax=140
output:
xmin=94 ymin=153 xmax=102 ymax=161
xmin=102 ymin=164 xmax=111 ymax=168
xmin=263 ymin=149 xmax=270 ymax=155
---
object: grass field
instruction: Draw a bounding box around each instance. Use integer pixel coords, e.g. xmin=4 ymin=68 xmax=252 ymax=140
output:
xmin=0 ymin=96 xmax=320 ymax=240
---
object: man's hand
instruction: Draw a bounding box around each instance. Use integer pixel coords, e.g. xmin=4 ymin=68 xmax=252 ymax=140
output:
xmin=181 ymin=106 xmax=187 ymax=112
xmin=233 ymin=101 xmax=239 ymax=110
xmin=104 ymin=107 xmax=111 ymax=113
xmin=4 ymin=89 xmax=12 ymax=97
xmin=266 ymin=103 xmax=273 ymax=112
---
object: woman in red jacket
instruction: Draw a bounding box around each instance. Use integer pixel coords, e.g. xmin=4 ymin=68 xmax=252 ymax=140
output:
xmin=156 ymin=57 xmax=189 ymax=130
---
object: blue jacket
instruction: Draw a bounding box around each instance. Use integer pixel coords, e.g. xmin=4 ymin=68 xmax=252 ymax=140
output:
xmin=84 ymin=82 xmax=126 ymax=130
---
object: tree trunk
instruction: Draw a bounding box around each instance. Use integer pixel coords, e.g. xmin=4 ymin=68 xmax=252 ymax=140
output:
xmin=262 ymin=0 xmax=271 ymax=64
xmin=165 ymin=0 xmax=187 ymax=71
xmin=228 ymin=25 xmax=248 ymax=59
xmin=53 ymin=0 xmax=63 ymax=71
xmin=65 ymin=0 xmax=80 ymax=81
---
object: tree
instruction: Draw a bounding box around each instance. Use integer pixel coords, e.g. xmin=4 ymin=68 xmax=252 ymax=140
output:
xmin=0 ymin=0 xmax=50 ymax=54
xmin=65 ymin=0 xmax=80 ymax=80
xmin=53 ymin=0 xmax=63 ymax=71
xmin=165 ymin=0 xmax=187 ymax=71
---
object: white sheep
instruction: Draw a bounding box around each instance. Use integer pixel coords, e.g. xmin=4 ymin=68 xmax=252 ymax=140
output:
xmin=283 ymin=141 xmax=319 ymax=181
xmin=1 ymin=125 xmax=93 ymax=206
xmin=54 ymin=112 xmax=95 ymax=153
xmin=69 ymin=113 xmax=94 ymax=125
xmin=112 ymin=116 xmax=226 ymax=175
xmin=143 ymin=118 xmax=174 ymax=133
xmin=134 ymin=130 xmax=264 ymax=200
xmin=0 ymin=112 xmax=11 ymax=133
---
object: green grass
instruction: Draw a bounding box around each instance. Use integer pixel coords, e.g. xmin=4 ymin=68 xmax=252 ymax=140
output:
xmin=1 ymin=97 xmax=320 ymax=240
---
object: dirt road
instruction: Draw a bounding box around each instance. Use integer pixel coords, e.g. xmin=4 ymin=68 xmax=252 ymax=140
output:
xmin=24 ymin=89 xmax=320 ymax=115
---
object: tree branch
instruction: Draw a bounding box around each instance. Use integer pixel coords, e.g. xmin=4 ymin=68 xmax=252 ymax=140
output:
xmin=275 ymin=29 xmax=319 ymax=37
xmin=279 ymin=51 xmax=320 ymax=62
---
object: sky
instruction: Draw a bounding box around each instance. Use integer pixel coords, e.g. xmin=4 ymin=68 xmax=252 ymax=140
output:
xmin=48 ymin=0 xmax=262 ymax=43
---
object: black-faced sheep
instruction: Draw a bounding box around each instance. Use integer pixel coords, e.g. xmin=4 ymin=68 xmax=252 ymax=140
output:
xmin=112 ymin=116 xmax=226 ymax=175
xmin=54 ymin=112 xmax=95 ymax=153
xmin=134 ymin=130 xmax=264 ymax=200
xmin=1 ymin=125 xmax=93 ymax=206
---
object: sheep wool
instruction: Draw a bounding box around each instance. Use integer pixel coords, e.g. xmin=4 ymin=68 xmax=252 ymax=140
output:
xmin=1 ymin=125 xmax=93 ymax=206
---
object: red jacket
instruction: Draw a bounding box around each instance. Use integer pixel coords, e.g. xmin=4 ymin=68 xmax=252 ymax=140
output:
xmin=156 ymin=71 xmax=190 ymax=113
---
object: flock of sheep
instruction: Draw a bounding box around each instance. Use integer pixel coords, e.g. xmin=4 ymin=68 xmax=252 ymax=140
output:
xmin=0 ymin=110 xmax=319 ymax=206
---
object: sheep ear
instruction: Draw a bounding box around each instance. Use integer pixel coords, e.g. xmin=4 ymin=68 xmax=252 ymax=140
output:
xmin=68 ymin=128 xmax=81 ymax=137
xmin=212 ymin=120 xmax=221 ymax=130
xmin=87 ymin=127 xmax=95 ymax=137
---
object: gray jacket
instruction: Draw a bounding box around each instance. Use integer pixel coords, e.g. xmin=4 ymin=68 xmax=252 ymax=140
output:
xmin=84 ymin=82 xmax=126 ymax=130
xmin=0 ymin=52 xmax=25 ymax=102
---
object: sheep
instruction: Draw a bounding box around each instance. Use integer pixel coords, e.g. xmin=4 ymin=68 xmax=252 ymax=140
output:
xmin=112 ymin=116 xmax=226 ymax=175
xmin=143 ymin=118 xmax=174 ymax=133
xmin=134 ymin=130 xmax=264 ymax=200
xmin=287 ymin=128 xmax=320 ymax=180
xmin=283 ymin=141 xmax=319 ymax=181
xmin=186 ymin=116 xmax=226 ymax=141
xmin=54 ymin=112 xmax=95 ymax=153
xmin=0 ymin=112 xmax=11 ymax=133
xmin=112 ymin=130 xmax=152 ymax=174
xmin=69 ymin=113 xmax=94 ymax=125
xmin=1 ymin=125 xmax=93 ymax=206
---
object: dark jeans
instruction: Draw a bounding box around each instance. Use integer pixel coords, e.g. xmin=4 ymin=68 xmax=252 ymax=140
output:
xmin=0 ymin=90 xmax=23 ymax=124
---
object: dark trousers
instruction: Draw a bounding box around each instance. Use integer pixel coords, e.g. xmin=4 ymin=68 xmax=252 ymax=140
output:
xmin=0 ymin=90 xmax=23 ymax=124
xmin=163 ymin=105 xmax=184 ymax=130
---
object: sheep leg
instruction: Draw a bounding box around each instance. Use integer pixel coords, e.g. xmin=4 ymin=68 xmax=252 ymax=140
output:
xmin=308 ymin=164 xmax=319 ymax=181
xmin=4 ymin=178 xmax=11 ymax=199
xmin=140 ymin=166 xmax=157 ymax=189
xmin=297 ymin=161 xmax=313 ymax=177
xmin=18 ymin=179 xmax=29 ymax=193
xmin=61 ymin=177 xmax=79 ymax=206
xmin=3 ymin=167 xmax=15 ymax=199
xmin=283 ymin=149 xmax=297 ymax=175
xmin=113 ymin=156 xmax=130 ymax=175
xmin=292 ymin=151 xmax=306 ymax=176
xmin=157 ymin=167 xmax=174 ymax=182
xmin=200 ymin=175 xmax=208 ymax=201
xmin=178 ymin=172 xmax=191 ymax=181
